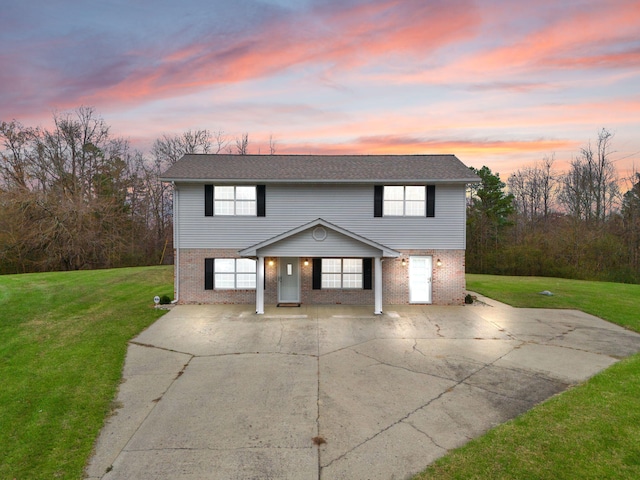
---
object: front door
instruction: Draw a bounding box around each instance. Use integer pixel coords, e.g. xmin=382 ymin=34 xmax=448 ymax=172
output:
xmin=409 ymin=256 xmax=432 ymax=303
xmin=278 ymin=257 xmax=300 ymax=303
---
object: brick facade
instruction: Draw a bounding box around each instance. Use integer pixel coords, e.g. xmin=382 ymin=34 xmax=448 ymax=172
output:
xmin=176 ymin=248 xmax=466 ymax=306
xmin=381 ymin=249 xmax=466 ymax=305
xmin=178 ymin=249 xmax=257 ymax=304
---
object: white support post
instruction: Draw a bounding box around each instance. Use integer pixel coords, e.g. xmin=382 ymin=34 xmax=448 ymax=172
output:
xmin=374 ymin=256 xmax=383 ymax=315
xmin=256 ymin=256 xmax=265 ymax=314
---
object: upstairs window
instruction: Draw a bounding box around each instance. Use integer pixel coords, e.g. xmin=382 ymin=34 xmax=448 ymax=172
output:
xmin=374 ymin=185 xmax=434 ymax=217
xmin=215 ymin=186 xmax=256 ymax=215
xmin=205 ymin=185 xmax=265 ymax=217
xmin=383 ymin=186 xmax=425 ymax=216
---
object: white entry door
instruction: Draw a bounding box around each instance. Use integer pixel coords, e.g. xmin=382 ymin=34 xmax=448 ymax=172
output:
xmin=278 ymin=257 xmax=300 ymax=303
xmin=409 ymin=256 xmax=432 ymax=303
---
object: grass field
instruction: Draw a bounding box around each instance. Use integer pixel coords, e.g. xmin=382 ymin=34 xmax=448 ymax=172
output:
xmin=0 ymin=266 xmax=173 ymax=479
xmin=415 ymin=274 xmax=640 ymax=480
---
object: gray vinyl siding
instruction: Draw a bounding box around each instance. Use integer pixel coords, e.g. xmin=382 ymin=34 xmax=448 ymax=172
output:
xmin=176 ymin=183 xmax=467 ymax=250
xmin=257 ymin=228 xmax=382 ymax=257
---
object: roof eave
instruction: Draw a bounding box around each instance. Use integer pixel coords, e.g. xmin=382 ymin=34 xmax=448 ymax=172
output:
xmin=160 ymin=177 xmax=480 ymax=184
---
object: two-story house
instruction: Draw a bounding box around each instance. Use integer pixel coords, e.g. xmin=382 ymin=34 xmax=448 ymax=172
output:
xmin=160 ymin=154 xmax=479 ymax=314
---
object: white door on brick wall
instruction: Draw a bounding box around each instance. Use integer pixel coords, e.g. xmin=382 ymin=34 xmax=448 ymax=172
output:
xmin=409 ymin=256 xmax=432 ymax=303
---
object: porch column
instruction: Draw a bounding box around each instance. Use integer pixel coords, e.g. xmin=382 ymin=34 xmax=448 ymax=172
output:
xmin=374 ymin=256 xmax=383 ymax=315
xmin=256 ymin=256 xmax=265 ymax=314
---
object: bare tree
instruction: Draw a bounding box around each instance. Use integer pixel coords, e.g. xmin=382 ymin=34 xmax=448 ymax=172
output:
xmin=0 ymin=107 xmax=154 ymax=272
xmin=590 ymin=128 xmax=619 ymax=220
xmin=558 ymin=158 xmax=590 ymax=220
xmin=269 ymin=134 xmax=277 ymax=155
xmin=235 ymin=133 xmax=249 ymax=155
xmin=508 ymin=155 xmax=556 ymax=223
xmin=29 ymin=106 xmax=116 ymax=200
xmin=151 ymin=129 xmax=214 ymax=168
xmin=212 ymin=130 xmax=228 ymax=154
xmin=539 ymin=154 xmax=555 ymax=219
xmin=0 ymin=120 xmax=35 ymax=190
xmin=148 ymin=129 xmax=219 ymax=263
xmin=558 ymin=129 xmax=619 ymax=223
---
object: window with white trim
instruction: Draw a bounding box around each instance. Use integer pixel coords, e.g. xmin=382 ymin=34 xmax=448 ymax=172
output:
xmin=214 ymin=258 xmax=256 ymax=289
xmin=383 ymin=186 xmax=425 ymax=216
xmin=321 ymin=258 xmax=363 ymax=289
xmin=214 ymin=186 xmax=256 ymax=216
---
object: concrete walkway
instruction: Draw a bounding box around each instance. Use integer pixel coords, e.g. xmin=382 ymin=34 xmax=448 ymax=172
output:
xmin=86 ymin=298 xmax=640 ymax=479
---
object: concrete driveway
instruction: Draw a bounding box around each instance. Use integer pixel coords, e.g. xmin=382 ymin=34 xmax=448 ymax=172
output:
xmin=86 ymin=296 xmax=640 ymax=479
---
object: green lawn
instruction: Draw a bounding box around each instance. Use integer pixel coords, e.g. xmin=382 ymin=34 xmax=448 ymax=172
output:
xmin=0 ymin=266 xmax=173 ymax=479
xmin=415 ymin=274 xmax=640 ymax=480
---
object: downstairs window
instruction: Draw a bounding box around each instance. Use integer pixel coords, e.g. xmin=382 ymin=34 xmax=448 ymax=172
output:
xmin=205 ymin=258 xmax=256 ymax=290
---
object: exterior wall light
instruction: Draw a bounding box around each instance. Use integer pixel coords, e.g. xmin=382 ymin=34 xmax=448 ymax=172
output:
xmin=304 ymin=259 xmax=309 ymax=266
xmin=268 ymin=259 xmax=274 ymax=266
xmin=401 ymin=258 xmax=406 ymax=266
xmin=436 ymin=259 xmax=442 ymax=267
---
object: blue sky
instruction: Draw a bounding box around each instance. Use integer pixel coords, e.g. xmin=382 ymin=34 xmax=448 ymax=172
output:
xmin=1 ymin=0 xmax=639 ymax=179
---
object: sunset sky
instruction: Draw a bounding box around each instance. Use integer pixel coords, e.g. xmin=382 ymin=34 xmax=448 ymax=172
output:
xmin=2 ymin=0 xmax=639 ymax=180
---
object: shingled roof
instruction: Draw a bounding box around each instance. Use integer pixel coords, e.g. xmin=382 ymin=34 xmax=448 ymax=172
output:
xmin=160 ymin=154 xmax=479 ymax=184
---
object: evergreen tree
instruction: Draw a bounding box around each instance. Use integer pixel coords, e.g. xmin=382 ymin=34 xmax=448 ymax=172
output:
xmin=621 ymin=173 xmax=640 ymax=275
xmin=467 ymin=166 xmax=514 ymax=273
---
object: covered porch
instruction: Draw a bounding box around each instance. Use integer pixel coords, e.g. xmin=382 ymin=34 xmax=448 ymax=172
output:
xmin=239 ymin=218 xmax=399 ymax=315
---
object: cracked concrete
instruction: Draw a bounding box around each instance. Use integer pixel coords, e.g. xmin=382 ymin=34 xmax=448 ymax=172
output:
xmin=86 ymin=298 xmax=640 ymax=480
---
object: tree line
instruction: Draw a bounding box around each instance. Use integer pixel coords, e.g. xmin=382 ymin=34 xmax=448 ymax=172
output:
xmin=467 ymin=128 xmax=640 ymax=283
xmin=3 ymin=108 xmax=638 ymax=283
xmin=0 ymin=107 xmax=258 ymax=274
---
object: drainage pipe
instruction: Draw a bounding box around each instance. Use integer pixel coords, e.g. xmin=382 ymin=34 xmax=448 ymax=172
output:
xmin=171 ymin=182 xmax=180 ymax=303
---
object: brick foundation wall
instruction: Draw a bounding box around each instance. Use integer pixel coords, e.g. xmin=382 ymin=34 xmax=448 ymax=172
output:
xmin=177 ymin=249 xmax=466 ymax=306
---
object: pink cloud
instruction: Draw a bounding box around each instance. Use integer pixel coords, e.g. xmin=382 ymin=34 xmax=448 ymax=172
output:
xmin=81 ymin=0 xmax=479 ymax=107
xmin=385 ymin=0 xmax=640 ymax=86
xmin=490 ymin=1 xmax=640 ymax=72
xmin=275 ymin=134 xmax=576 ymax=157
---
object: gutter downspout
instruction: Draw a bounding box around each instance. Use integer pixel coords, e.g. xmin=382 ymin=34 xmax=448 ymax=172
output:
xmin=171 ymin=182 xmax=180 ymax=303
